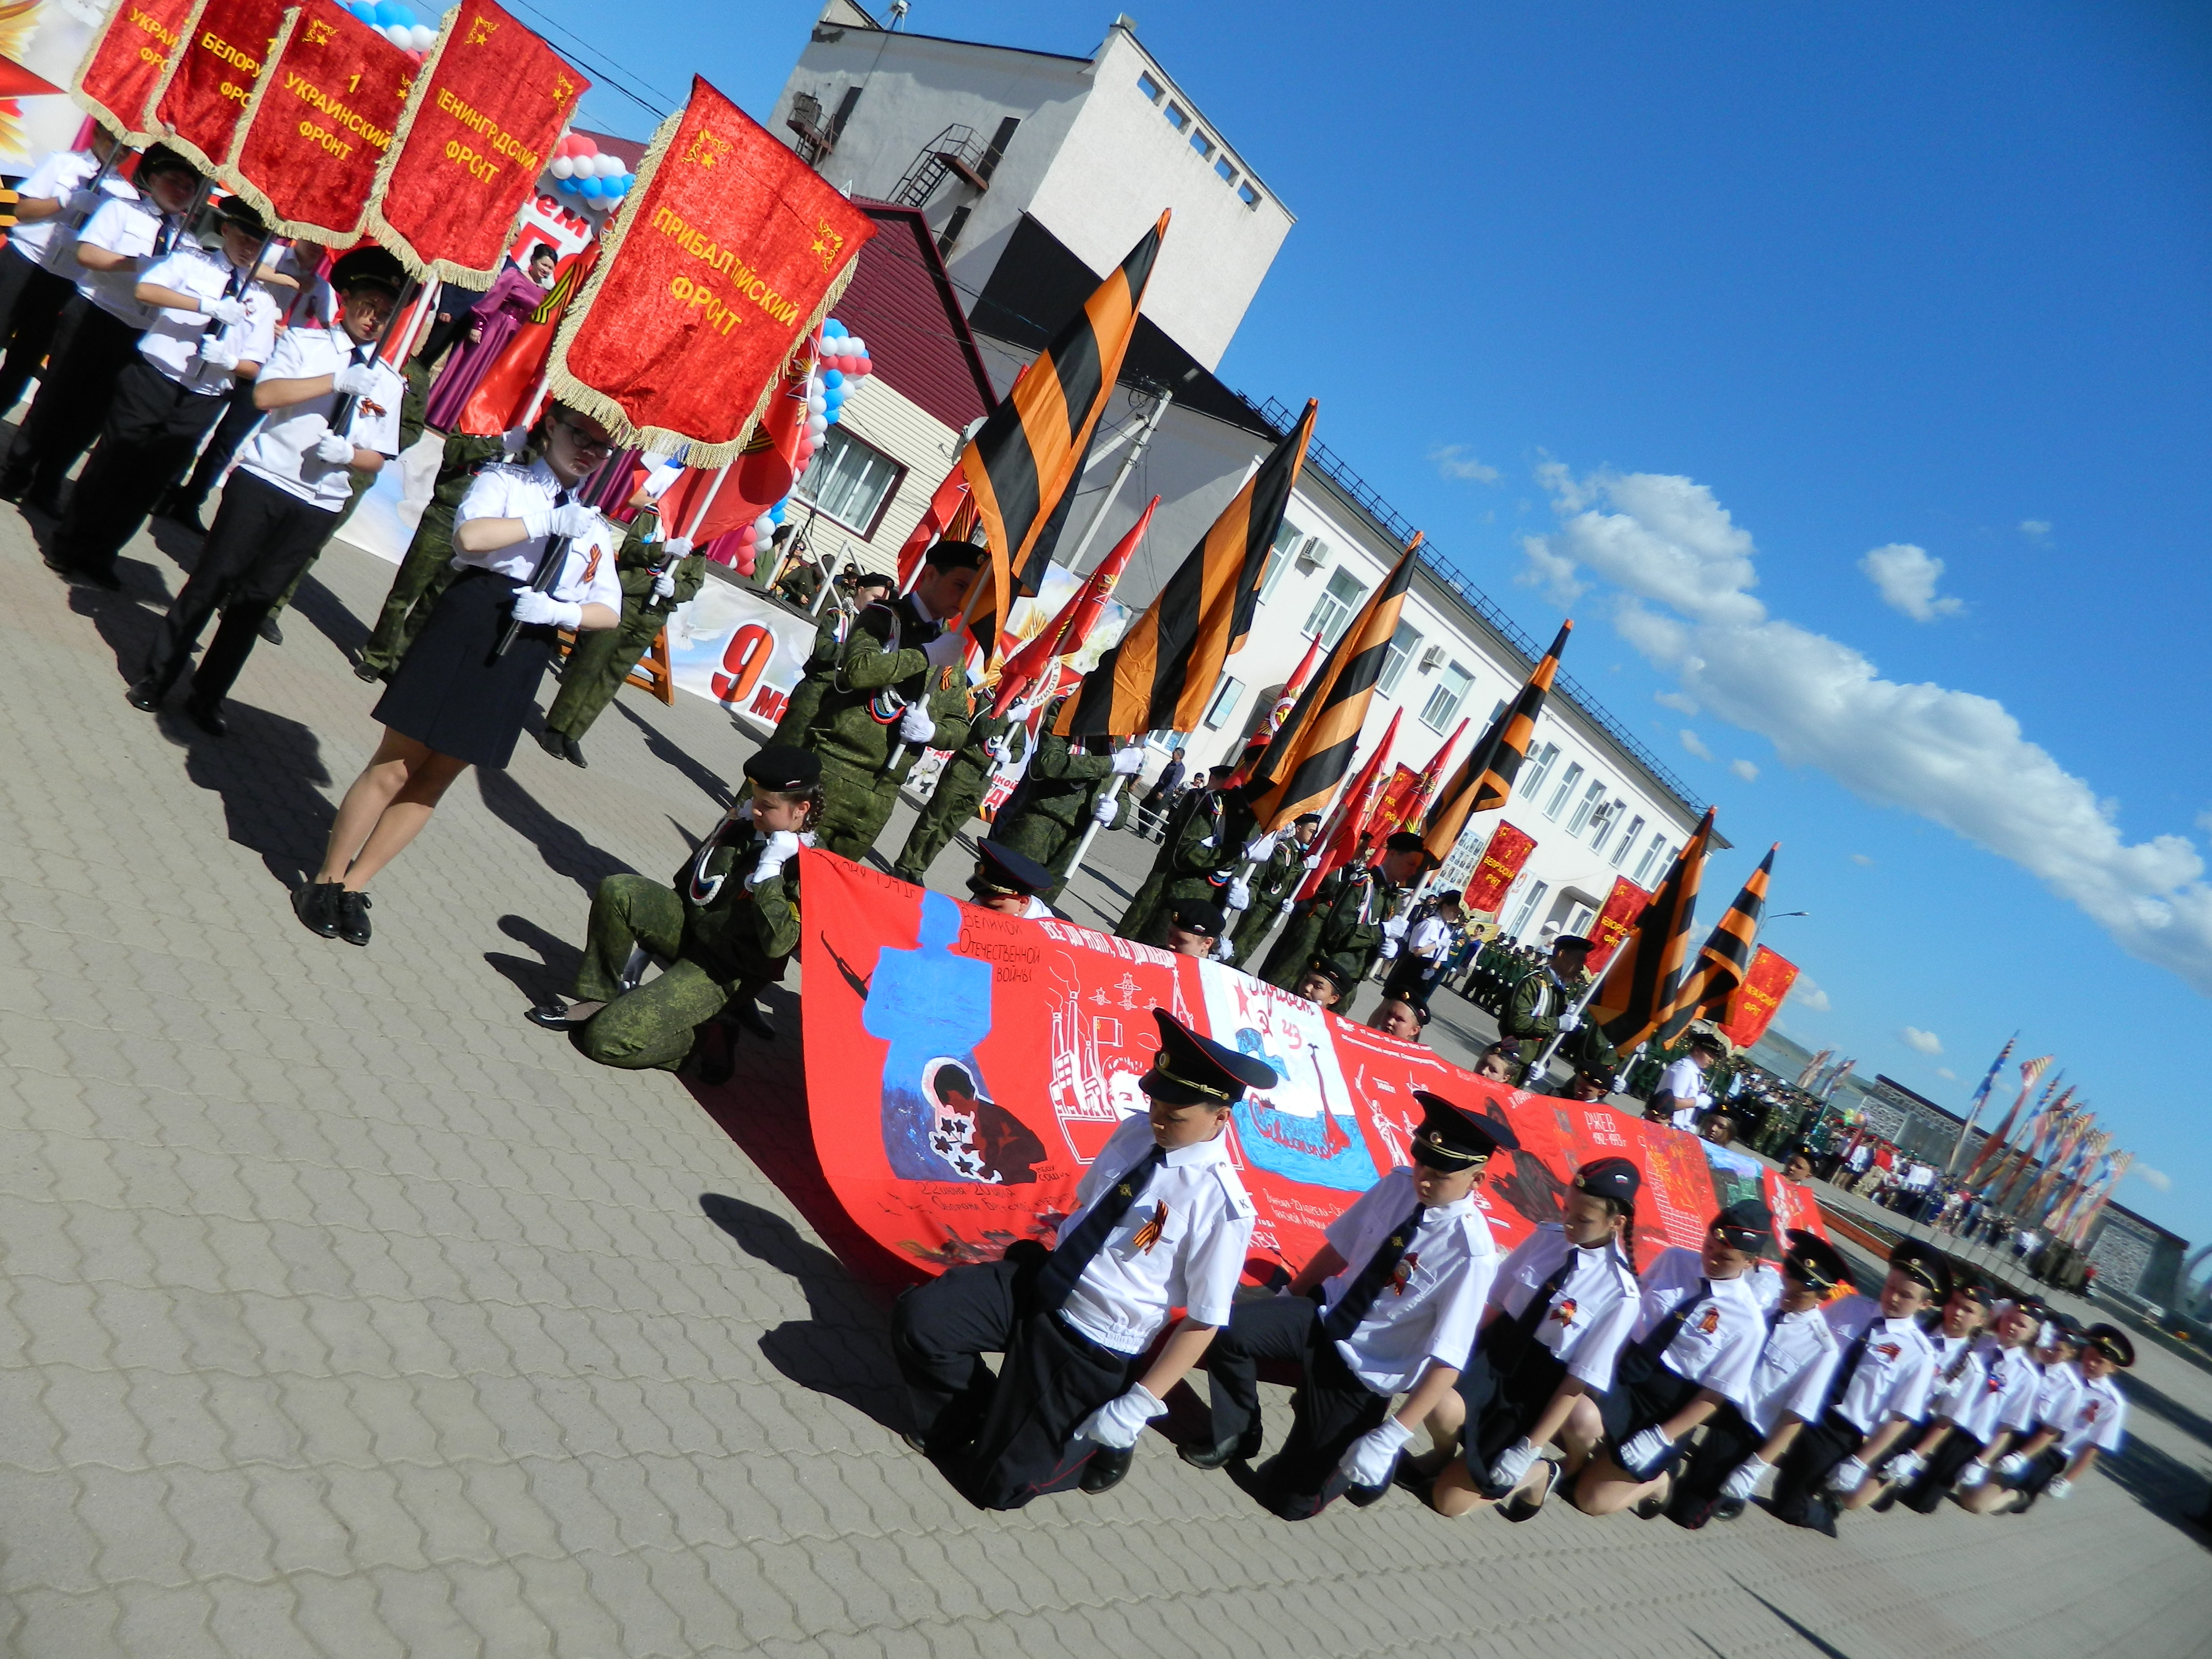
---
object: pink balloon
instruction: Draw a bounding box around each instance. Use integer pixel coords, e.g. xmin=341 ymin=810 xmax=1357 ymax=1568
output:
xmin=736 ymin=551 xmax=757 ymax=576
xmin=854 ymin=356 xmax=872 ymax=377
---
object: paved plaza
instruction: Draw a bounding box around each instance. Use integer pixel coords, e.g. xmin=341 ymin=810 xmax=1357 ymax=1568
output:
xmin=2 ymin=507 xmax=2208 ymax=1659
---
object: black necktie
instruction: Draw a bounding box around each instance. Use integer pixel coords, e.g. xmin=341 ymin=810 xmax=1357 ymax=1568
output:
xmin=1631 ymin=1278 xmax=1712 ymax=1366
xmin=1823 ymin=1323 xmax=1875 ymax=1417
xmin=1322 ymin=1203 xmax=1426 ymax=1341
xmin=152 ymin=214 xmax=179 ymax=258
xmin=1035 ymin=1142 xmax=1167 ymax=1311
xmin=1511 ymin=1247 xmax=1582 ymax=1340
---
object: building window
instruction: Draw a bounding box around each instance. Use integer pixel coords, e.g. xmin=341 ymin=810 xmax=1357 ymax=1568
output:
xmin=1506 ymin=879 xmax=1550 ymax=940
xmin=1565 ymin=779 xmax=1607 ymax=836
xmin=1258 ymin=519 xmax=1304 ymax=603
xmin=1419 ymin=662 xmax=1472 ymax=732
xmin=1378 ymin=622 xmax=1422 ymax=695
xmin=1164 ymin=101 xmax=1189 ymax=133
xmin=1610 ymin=815 xmax=1645 ymax=869
xmin=1202 ymin=677 xmax=1243 ymax=730
xmin=1189 ymin=131 xmax=1215 ymax=161
xmin=1631 ymin=831 xmax=1670 ymax=885
xmin=1302 ymin=567 xmax=1366 ymax=645
xmin=1590 ymin=797 xmax=1626 ymax=852
xmin=1237 ymin=181 xmax=1261 ymax=209
xmin=1543 ymin=761 xmax=1584 ymax=821
xmin=794 ymin=427 xmax=901 ymax=534
xmin=1214 ymin=156 xmax=1236 ymax=184
xmin=1519 ymin=741 xmax=1559 ymax=805
xmin=1137 ymin=71 xmax=1163 ymax=103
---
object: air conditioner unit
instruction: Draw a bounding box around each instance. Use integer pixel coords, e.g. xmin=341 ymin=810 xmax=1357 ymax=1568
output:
xmin=1417 ymin=646 xmax=1447 ymax=672
xmin=1293 ymin=536 xmax=1326 ymax=572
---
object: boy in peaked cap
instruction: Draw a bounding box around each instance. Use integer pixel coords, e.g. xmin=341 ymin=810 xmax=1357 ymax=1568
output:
xmin=963 ymin=840 xmax=1056 ymax=919
xmin=891 ymin=1009 xmax=1274 ymax=1509
xmin=1182 ymin=1091 xmax=1515 ymax=1519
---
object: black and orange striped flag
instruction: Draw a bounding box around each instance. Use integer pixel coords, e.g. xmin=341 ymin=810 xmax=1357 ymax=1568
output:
xmin=1657 ymin=843 xmax=1775 ymax=1045
xmin=1591 ymin=806 xmax=1716 ymax=1052
xmin=1419 ymin=619 xmax=1571 ymax=864
xmin=1244 ymin=539 xmax=1419 ymax=832
xmin=1054 ymin=400 xmax=1317 ymax=740
xmin=962 ymin=212 xmax=1168 ymax=666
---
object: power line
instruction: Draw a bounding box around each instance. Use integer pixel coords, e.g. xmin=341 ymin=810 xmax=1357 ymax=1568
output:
xmin=498 ymin=0 xmax=679 ymax=125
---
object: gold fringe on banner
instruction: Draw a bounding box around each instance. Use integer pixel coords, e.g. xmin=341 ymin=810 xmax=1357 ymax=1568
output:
xmin=133 ymin=0 xmax=219 ymax=163
xmin=539 ymin=99 xmax=858 ymax=466
xmin=70 ymin=0 xmax=188 ymax=144
xmin=213 ymin=5 xmax=363 ymax=244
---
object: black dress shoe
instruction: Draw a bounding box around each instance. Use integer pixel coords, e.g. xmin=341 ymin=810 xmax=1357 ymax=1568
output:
xmin=525 ymin=1001 xmax=588 ymax=1031
xmin=124 ymin=680 xmax=163 ymax=713
xmin=1079 ymin=1445 xmax=1134 ymax=1495
xmin=1712 ymin=1497 xmax=1748 ymax=1522
xmin=291 ymin=882 xmax=343 ymax=939
xmin=353 ymin=660 xmax=385 ymax=683
xmin=679 ymin=1023 xmax=735 ymax=1086
xmin=335 ymin=889 xmax=372 ymax=947
xmin=561 ymin=735 xmax=587 ymax=768
xmin=537 ymin=728 xmax=565 ymax=758
xmin=183 ymin=697 xmax=227 ymax=737
xmin=257 ymin=615 xmax=283 ymax=645
xmin=1178 ymin=1419 xmax=1263 ymax=1470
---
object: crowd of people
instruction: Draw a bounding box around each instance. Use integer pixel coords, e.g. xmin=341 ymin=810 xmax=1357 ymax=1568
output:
xmin=0 ymin=129 xmax=2141 ymax=1536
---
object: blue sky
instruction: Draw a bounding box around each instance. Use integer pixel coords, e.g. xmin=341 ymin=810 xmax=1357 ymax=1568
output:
xmin=534 ymin=2 xmax=2210 ymax=1249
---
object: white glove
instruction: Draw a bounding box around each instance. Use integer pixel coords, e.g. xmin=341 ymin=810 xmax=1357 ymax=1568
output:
xmin=197 ymin=293 xmax=246 ymax=325
xmin=198 ymin=337 xmax=241 ymax=372
xmin=1211 ymin=936 xmax=1237 ymax=963
xmin=1880 ymin=1450 xmax=1926 ymax=1486
xmin=547 ymin=502 xmax=600 ymax=542
xmin=1224 ymin=878 xmax=1252 ymax=912
xmin=1487 ymin=1438 xmax=1540 ymax=1493
xmin=1556 ymin=1012 xmax=1583 ymax=1033
xmin=897 ymin=705 xmax=936 ymax=745
xmin=1302 ymin=853 xmax=1324 ymax=870
xmin=1995 ymin=1452 xmax=2031 ymax=1481
xmin=312 ymin=431 xmax=356 ymax=464
xmin=651 ymin=570 xmax=677 ymax=600
xmin=65 ymin=186 xmax=102 ymax=218
xmin=748 ymin=829 xmax=801 ymax=889
xmin=1005 ymin=696 xmax=1035 ymax=725
xmin=1242 ymin=833 xmax=1278 ymax=862
xmin=1720 ymin=1456 xmax=1770 ymax=1502
xmin=1091 ymin=796 xmax=1117 ymax=825
xmin=983 ymin=736 xmax=1011 ymax=763
xmin=2044 ymin=1475 xmax=2071 ymax=1501
xmin=509 ymin=589 xmax=581 ymax=629
xmin=1617 ymin=1427 xmax=1676 ymax=1481
xmin=660 ymin=535 xmax=694 ymax=557
xmin=1382 ymin=915 xmax=1410 ymax=940
xmin=1073 ymin=1384 xmax=1166 ymax=1450
xmin=1954 ymin=1460 xmax=1991 ymax=1491
xmin=1825 ymin=1457 xmax=1868 ymax=1497
xmin=1110 ymin=746 xmax=1145 ymax=776
xmin=1377 ymin=938 xmax=1400 ymax=961
xmin=923 ymin=628 xmax=966 ymax=668
xmin=1337 ymin=1418 xmax=1414 ymax=1489
xmin=1278 ymin=897 xmax=1295 ymax=914
xmin=330 ymin=361 xmax=379 ymax=397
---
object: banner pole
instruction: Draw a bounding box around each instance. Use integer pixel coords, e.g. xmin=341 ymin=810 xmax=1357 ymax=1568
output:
xmin=491 ymin=445 xmax=624 ymax=660
xmin=1527 ymin=968 xmax=1606 ymax=1082
xmin=1062 ymin=774 xmax=1126 ymax=881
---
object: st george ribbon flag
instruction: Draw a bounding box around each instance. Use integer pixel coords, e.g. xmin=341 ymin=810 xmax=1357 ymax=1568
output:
xmin=221 ymin=0 xmax=415 ymax=241
xmin=1293 ymin=708 xmax=1400 ymax=903
xmin=364 ymin=0 xmax=588 ymax=281
xmin=71 ymin=0 xmax=196 ymax=143
xmin=1656 ymin=842 xmax=1777 ymax=1045
xmin=146 ymin=0 xmax=292 ymax=172
xmin=793 ymin=847 xmax=1824 ymax=1283
xmin=1590 ymin=806 xmax=1716 ymax=1054
xmin=548 ymin=75 xmax=876 ymax=464
xmin=1420 ymin=620 xmax=1571 ymax=865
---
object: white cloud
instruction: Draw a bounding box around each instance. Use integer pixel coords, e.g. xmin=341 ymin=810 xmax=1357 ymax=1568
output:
xmin=1860 ymin=543 xmax=1964 ymax=623
xmin=1936 ymin=1067 xmax=1957 ymax=1081
xmin=2020 ymin=519 xmax=2052 ymax=542
xmin=1901 ymin=1027 xmax=1944 ymax=1056
xmin=2132 ymin=1164 xmax=2172 ymax=1193
xmin=1730 ymin=758 xmax=1760 ymax=782
xmin=1851 ymin=853 xmax=1875 ymax=867
xmin=1679 ymin=729 xmax=1713 ymax=760
xmin=1791 ymin=975 xmax=1832 ymax=1013
xmin=1429 ymin=444 xmax=1500 ymax=484
xmin=1655 ymin=689 xmax=1699 ymax=715
xmin=1524 ymin=469 xmax=2212 ymax=998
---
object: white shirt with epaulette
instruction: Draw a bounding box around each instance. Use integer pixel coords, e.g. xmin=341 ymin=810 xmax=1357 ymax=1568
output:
xmin=1955 ymin=1337 xmax=2042 ymax=1441
xmin=1486 ymin=1223 xmax=1642 ymax=1391
xmin=453 ymin=459 xmax=624 ymax=613
xmin=1822 ymin=1298 xmax=1938 ymax=1432
xmin=1925 ymin=1330 xmax=1989 ymax=1422
xmin=237 ymin=327 xmax=407 ymax=509
xmin=1057 ymin=1111 xmax=1254 ymax=1356
xmin=2057 ymin=1373 xmax=2126 ymax=1458
xmin=1740 ymin=1302 xmax=1841 ymax=1435
xmin=11 ymin=148 xmax=136 ymax=272
xmin=1319 ymin=1164 xmax=1499 ymax=1396
xmin=134 ymin=245 xmax=280 ymax=395
xmin=73 ymin=196 xmax=184 ymax=326
xmin=1629 ymin=1247 xmax=1766 ymax=1408
xmin=2032 ymin=1358 xmax=2085 ymax=1432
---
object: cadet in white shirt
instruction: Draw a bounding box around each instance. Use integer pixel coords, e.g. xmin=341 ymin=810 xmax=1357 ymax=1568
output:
xmin=1567 ymin=1198 xmax=1773 ymax=1518
xmin=1409 ymin=1157 xmax=1644 ymax=1520
xmin=1769 ymin=1239 xmax=1946 ymax=1536
xmin=130 ymin=246 xmax=405 ymax=737
xmin=1666 ymin=1228 xmax=1850 ymax=1528
xmin=297 ymin=399 xmax=623 ymax=947
xmin=1956 ymin=1315 xmax=2089 ymax=1514
xmin=0 ymin=126 xmax=134 ymax=417
xmin=1181 ymin=1090 xmax=1510 ymax=1520
xmin=1976 ymin=1323 xmax=2132 ymax=1513
xmin=46 ymin=196 xmax=280 ymax=588
xmin=1 ymin=145 xmax=202 ymax=516
xmin=1861 ymin=1279 xmax=1992 ymax=1511
xmin=1650 ymin=1030 xmax=1724 ymax=1130
xmin=890 ymin=1010 xmax=1269 ymax=1509
xmin=1897 ymin=1293 xmax=2043 ymax=1513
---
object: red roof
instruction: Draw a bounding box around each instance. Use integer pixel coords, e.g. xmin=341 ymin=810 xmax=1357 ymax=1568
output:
xmin=837 ymin=201 xmax=998 ymax=431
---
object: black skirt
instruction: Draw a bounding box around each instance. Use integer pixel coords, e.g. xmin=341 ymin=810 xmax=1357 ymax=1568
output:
xmin=373 ymin=567 xmax=555 ymax=769
xmin=1597 ymin=1344 xmax=1705 ymax=1445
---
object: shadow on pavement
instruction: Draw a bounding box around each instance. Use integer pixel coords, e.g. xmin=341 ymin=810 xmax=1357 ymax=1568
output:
xmin=611 ymin=699 xmax=733 ymax=807
xmin=282 ymin=569 xmax=370 ymax=660
xmin=2100 ymin=1417 xmax=2212 ymax=1540
xmin=475 ymin=764 xmax=633 ymax=895
xmin=484 ymin=912 xmax=586 ymax=1009
xmin=175 ymin=704 xmax=336 ymax=888
xmin=698 ymin=1192 xmax=907 ymax=1434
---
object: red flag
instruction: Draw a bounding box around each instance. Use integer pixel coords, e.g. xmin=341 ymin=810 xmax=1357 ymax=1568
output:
xmin=1293 ymin=708 xmax=1400 ymax=903
xmin=1227 ymin=634 xmax=1324 ymax=786
xmin=896 ymin=460 xmax=972 ymax=588
xmin=1461 ymin=821 xmax=1536 ymax=916
xmin=990 ymin=496 xmax=1153 ymax=718
xmin=1582 ymin=875 xmax=1651 ymax=974
xmin=148 ymin=0 xmax=292 ymax=172
xmin=1390 ymin=719 xmax=1467 ymax=837
xmin=452 ymin=241 xmax=598 ymax=435
xmin=71 ymin=0 xmax=195 ymax=144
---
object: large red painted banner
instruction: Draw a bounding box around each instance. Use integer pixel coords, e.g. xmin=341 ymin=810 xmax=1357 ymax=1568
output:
xmin=798 ymin=849 xmax=1821 ymax=1285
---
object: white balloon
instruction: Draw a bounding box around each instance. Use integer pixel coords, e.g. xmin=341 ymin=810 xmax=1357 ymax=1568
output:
xmin=806 ymin=394 xmax=826 ymax=416
xmin=549 ymin=156 xmax=575 ymax=180
xmin=595 ymin=153 xmax=624 ymax=178
xmin=753 ymin=514 xmax=774 ymax=536
xmin=807 ymin=414 xmax=828 ymax=436
xmin=844 ymin=337 xmax=864 ymax=358
xmin=384 ymin=23 xmax=412 ymax=46
xmin=409 ymin=23 xmax=435 ymax=48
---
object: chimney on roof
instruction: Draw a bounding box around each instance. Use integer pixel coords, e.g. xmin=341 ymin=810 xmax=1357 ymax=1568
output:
xmin=1113 ymin=13 xmax=1138 ymax=32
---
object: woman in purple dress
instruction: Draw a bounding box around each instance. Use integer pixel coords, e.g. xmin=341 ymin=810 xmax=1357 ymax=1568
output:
xmin=421 ymin=242 xmax=557 ymax=430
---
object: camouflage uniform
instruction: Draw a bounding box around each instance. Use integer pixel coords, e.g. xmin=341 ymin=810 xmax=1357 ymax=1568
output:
xmin=357 ymin=417 xmax=529 ymax=676
xmin=1228 ymin=837 xmax=1307 ymax=966
xmin=805 ymin=596 xmax=974 ymax=862
xmin=572 ymin=815 xmax=800 ymax=1071
xmin=1259 ymin=863 xmax=1402 ymax=991
xmin=993 ymin=703 xmax=1126 ymax=897
xmin=770 ymin=609 xmax=854 ymax=750
xmin=1502 ymin=964 xmax=1615 ymax=1088
xmin=1114 ymin=786 xmax=1256 ymax=946
xmin=543 ymin=525 xmax=706 ymax=742
xmin=890 ymin=711 xmax=1027 ymax=884
xmin=771 ymin=559 xmax=822 ymax=610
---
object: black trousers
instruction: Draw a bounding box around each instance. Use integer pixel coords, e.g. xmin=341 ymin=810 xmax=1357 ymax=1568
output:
xmin=1205 ymin=1293 xmax=1395 ymax=1520
xmin=3 ymin=299 xmax=146 ymax=508
xmin=0 ymin=247 xmax=78 ymax=417
xmin=890 ymin=1255 xmax=1141 ymax=1511
xmin=1900 ymin=1426 xmax=1984 ymax=1513
xmin=51 ymin=360 xmax=230 ymax=576
xmin=140 ymin=469 xmax=341 ymax=707
xmin=1768 ymin=1411 xmax=1865 ymax=1531
xmin=1665 ymin=1401 xmax=1765 ymax=1526
xmin=1456 ymin=1324 xmax=1570 ymax=1498
xmin=168 ymin=375 xmax=264 ymax=511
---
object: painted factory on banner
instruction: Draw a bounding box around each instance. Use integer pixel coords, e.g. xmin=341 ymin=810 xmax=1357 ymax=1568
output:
xmin=772 ymin=2 xmax=1718 ymax=939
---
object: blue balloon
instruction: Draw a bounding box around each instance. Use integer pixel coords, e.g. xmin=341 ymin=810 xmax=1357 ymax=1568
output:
xmin=347 ymin=1 xmax=377 ymax=20
xmin=769 ymin=500 xmax=786 ymax=523
xmin=822 ymin=318 xmax=847 ymax=338
xmin=607 ymin=175 xmax=630 ymax=198
xmin=372 ymin=2 xmax=403 ymax=26
xmin=557 ymin=175 xmax=580 ymax=193
xmin=580 ymin=175 xmax=605 ymax=200
xmin=820 ymin=369 xmax=844 ymax=391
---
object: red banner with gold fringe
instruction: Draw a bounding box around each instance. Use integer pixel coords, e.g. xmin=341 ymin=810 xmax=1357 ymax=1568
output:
xmin=72 ymin=0 xmax=196 ymax=144
xmin=361 ymin=0 xmax=586 ymax=281
xmin=546 ymin=76 xmax=875 ymax=464
xmin=1719 ymin=944 xmax=1798 ymax=1052
xmin=147 ymin=0 xmax=291 ymax=173
xmin=1583 ymin=875 xmax=1651 ymax=973
xmin=1461 ymin=819 xmax=1536 ymax=916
